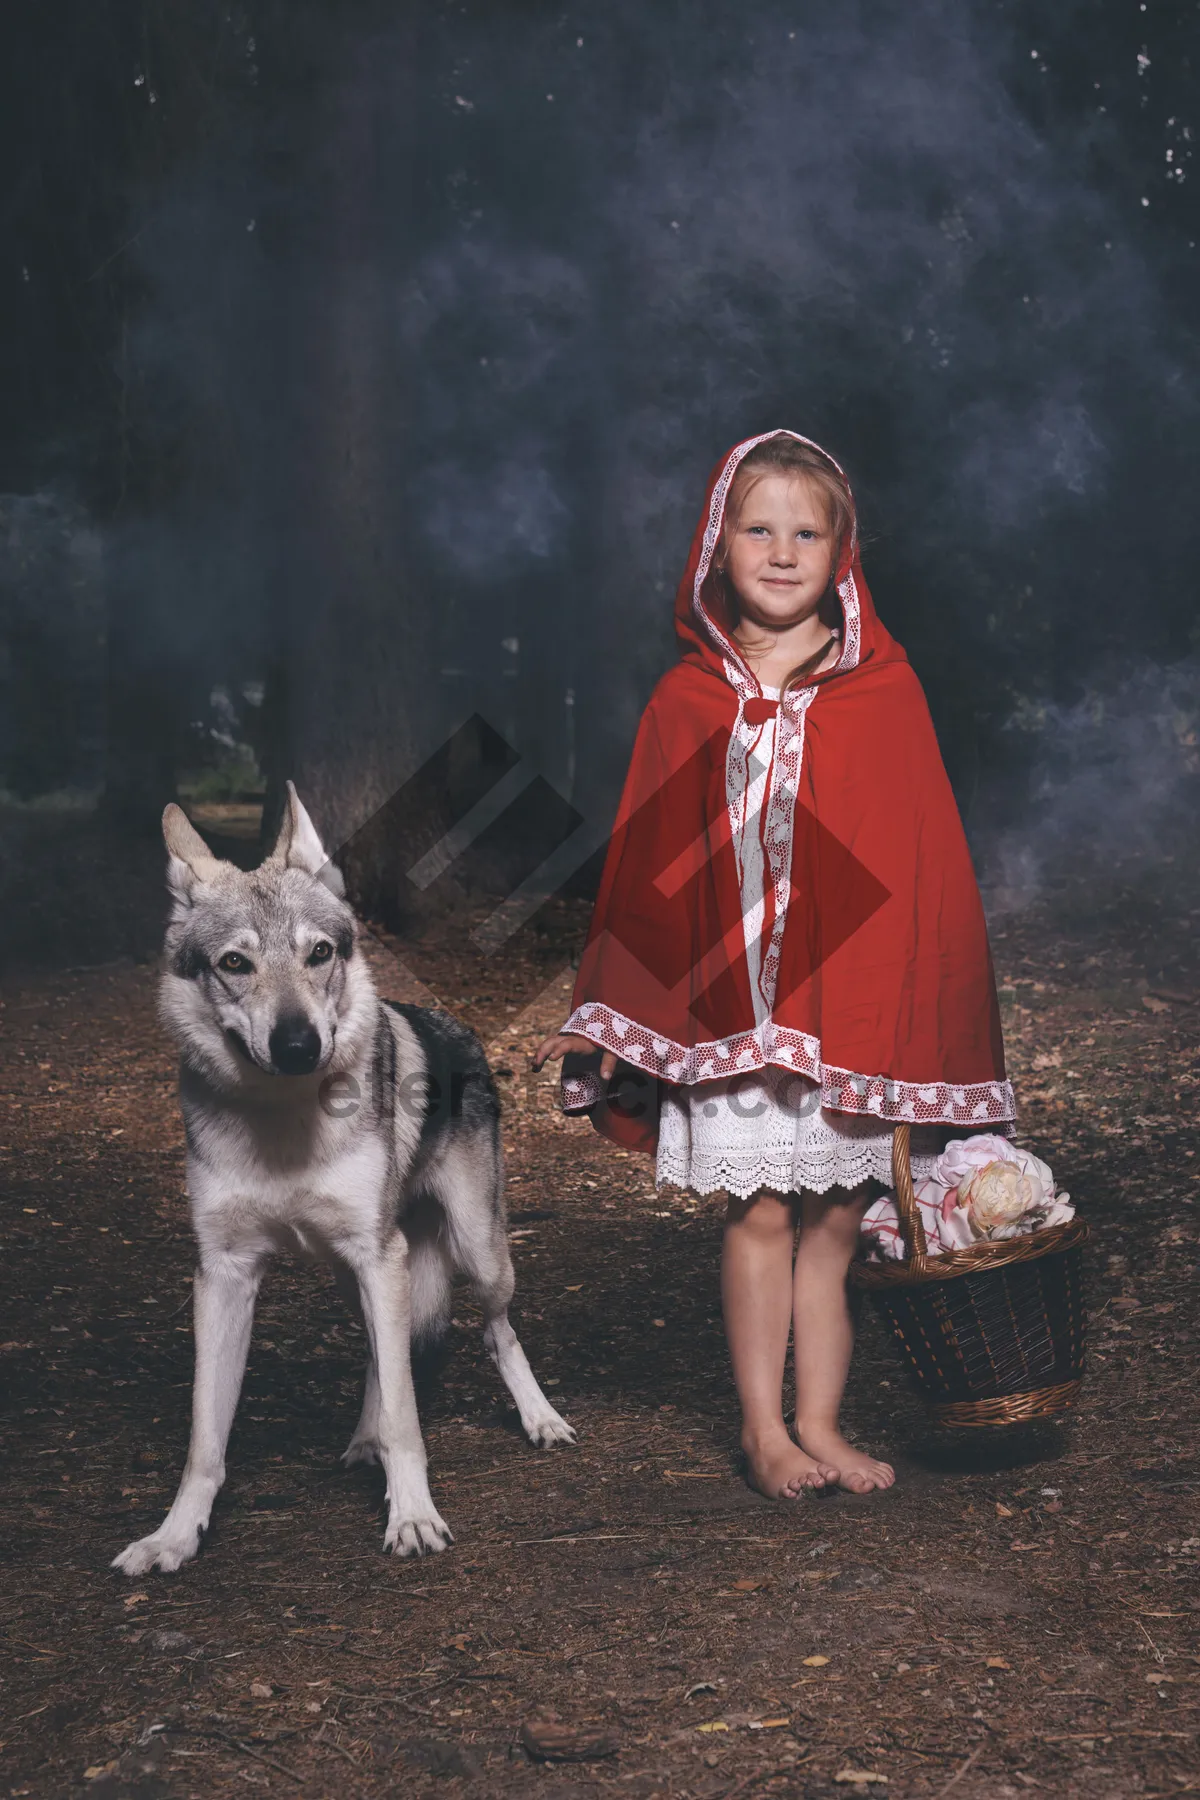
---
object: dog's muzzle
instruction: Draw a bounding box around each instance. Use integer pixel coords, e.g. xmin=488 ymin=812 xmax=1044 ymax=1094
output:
xmin=268 ymin=1015 xmax=323 ymax=1076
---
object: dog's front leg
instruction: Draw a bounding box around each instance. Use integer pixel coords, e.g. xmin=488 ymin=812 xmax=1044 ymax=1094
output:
xmin=112 ymin=1251 xmax=260 ymax=1575
xmin=351 ymin=1231 xmax=452 ymax=1556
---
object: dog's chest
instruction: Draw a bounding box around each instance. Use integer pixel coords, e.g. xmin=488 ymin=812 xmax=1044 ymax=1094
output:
xmin=189 ymin=1126 xmax=394 ymax=1254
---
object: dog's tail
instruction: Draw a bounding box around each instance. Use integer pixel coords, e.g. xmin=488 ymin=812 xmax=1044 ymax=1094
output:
xmin=409 ymin=1235 xmax=453 ymax=1351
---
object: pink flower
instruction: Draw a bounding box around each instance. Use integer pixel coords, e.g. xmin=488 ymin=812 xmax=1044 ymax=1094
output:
xmin=862 ymin=1134 xmax=1073 ymax=1259
xmin=934 ymin=1135 xmax=1066 ymax=1216
xmin=933 ymin=1134 xmax=1023 ymax=1213
xmin=958 ymin=1160 xmax=1036 ymax=1238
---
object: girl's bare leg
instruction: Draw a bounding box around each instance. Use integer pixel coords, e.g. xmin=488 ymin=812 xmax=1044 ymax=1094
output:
xmin=792 ymin=1185 xmax=895 ymax=1494
xmin=722 ymin=1190 xmax=840 ymax=1498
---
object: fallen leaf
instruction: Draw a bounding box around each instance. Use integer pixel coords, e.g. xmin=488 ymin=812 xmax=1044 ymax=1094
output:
xmin=1145 ymin=1671 xmax=1173 ymax=1684
xmin=122 ymin=1592 xmax=149 ymax=1610
xmin=563 ymin=1285 xmax=583 ymax=1292
xmin=986 ymin=1657 xmax=1011 ymax=1670
xmin=447 ymin=1633 xmax=472 ymax=1653
xmin=802 ymin=1655 xmax=830 ymax=1667
xmin=652 ymin=1318 xmax=666 ymax=1328
xmin=697 ymin=1721 xmax=730 ymax=1734
xmin=733 ymin=1579 xmax=763 ymax=1592
xmin=834 ymin=1771 xmax=888 ymax=1787
xmin=250 ymin=1681 xmax=272 ymax=1699
xmin=995 ymin=1503 xmax=1014 ymax=1518
xmin=1142 ymin=994 xmax=1170 ymax=1013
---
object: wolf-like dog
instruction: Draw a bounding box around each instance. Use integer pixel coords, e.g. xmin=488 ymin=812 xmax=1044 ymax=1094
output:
xmin=113 ymin=783 xmax=573 ymax=1575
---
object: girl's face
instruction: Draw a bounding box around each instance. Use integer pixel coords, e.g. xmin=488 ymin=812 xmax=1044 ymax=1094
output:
xmin=721 ymin=473 xmax=836 ymax=632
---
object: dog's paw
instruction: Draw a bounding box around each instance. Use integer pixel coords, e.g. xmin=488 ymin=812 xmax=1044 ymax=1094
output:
xmin=525 ymin=1406 xmax=577 ymax=1449
xmin=112 ymin=1526 xmax=200 ymax=1576
xmin=342 ymin=1436 xmax=380 ymax=1468
xmin=383 ymin=1509 xmax=454 ymax=1557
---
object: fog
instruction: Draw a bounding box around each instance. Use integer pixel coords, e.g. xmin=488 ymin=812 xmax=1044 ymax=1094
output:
xmin=2 ymin=0 xmax=1197 ymax=888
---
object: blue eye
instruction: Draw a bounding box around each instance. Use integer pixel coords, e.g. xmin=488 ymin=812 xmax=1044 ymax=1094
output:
xmin=797 ymin=530 xmax=816 ymax=541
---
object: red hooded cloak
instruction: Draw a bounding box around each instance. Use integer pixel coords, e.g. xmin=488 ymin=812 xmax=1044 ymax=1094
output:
xmin=562 ymin=430 xmax=1013 ymax=1152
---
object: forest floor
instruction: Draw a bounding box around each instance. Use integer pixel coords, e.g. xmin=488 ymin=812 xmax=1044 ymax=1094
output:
xmin=1 ymin=811 xmax=1199 ymax=1800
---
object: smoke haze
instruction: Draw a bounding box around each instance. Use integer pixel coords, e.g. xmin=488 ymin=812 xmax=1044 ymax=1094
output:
xmin=2 ymin=0 xmax=1197 ymax=883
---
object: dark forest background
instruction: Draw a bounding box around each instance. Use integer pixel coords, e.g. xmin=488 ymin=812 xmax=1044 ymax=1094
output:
xmin=2 ymin=0 xmax=1198 ymax=927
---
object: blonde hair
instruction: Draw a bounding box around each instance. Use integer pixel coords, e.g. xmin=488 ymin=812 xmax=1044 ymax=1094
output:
xmin=723 ymin=436 xmax=854 ymax=567
xmin=717 ymin=436 xmax=855 ymax=693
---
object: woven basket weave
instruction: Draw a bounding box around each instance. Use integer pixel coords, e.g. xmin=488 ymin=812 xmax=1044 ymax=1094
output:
xmin=849 ymin=1124 xmax=1089 ymax=1426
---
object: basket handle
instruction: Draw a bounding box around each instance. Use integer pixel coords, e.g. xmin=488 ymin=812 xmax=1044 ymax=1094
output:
xmin=891 ymin=1122 xmax=930 ymax=1272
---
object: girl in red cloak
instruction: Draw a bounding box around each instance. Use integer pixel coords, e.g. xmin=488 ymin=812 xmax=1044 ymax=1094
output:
xmin=534 ymin=431 xmax=1013 ymax=1498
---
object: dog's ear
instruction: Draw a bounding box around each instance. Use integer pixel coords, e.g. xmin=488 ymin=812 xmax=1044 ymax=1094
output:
xmin=163 ymin=803 xmax=228 ymax=912
xmin=268 ymin=781 xmax=346 ymax=898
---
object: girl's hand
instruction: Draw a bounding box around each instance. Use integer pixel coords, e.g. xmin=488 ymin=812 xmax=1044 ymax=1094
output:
xmin=531 ymin=1030 xmax=618 ymax=1081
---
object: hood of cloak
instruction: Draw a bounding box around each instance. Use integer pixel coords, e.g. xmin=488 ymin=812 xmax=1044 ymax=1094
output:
xmin=561 ymin=430 xmax=1013 ymax=1154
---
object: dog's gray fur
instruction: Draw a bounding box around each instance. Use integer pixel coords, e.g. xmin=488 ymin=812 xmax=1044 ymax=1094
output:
xmin=113 ymin=782 xmax=572 ymax=1574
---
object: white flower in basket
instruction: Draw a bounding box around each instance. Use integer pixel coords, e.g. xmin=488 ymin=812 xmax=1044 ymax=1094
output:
xmin=860 ymin=1134 xmax=1074 ymax=1262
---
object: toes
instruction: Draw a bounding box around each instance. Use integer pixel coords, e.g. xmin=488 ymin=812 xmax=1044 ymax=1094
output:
xmin=838 ymin=1464 xmax=895 ymax=1493
xmin=528 ymin=1413 xmax=576 ymax=1448
xmin=112 ymin=1533 xmax=194 ymax=1575
xmin=777 ymin=1466 xmax=833 ymax=1498
xmin=385 ymin=1515 xmax=454 ymax=1557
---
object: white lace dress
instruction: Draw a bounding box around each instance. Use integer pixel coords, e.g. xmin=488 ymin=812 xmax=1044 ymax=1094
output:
xmin=654 ymin=683 xmax=940 ymax=1200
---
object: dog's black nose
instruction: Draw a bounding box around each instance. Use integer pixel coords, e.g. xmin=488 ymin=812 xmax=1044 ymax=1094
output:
xmin=269 ymin=1015 xmax=322 ymax=1075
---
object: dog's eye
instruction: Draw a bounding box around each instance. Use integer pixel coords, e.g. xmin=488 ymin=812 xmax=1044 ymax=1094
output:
xmin=308 ymin=940 xmax=334 ymax=965
xmin=218 ymin=951 xmax=252 ymax=975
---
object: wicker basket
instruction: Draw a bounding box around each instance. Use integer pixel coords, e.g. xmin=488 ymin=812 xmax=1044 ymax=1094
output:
xmin=849 ymin=1124 xmax=1089 ymax=1426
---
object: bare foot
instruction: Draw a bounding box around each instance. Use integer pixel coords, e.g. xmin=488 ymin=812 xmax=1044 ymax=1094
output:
xmin=796 ymin=1424 xmax=894 ymax=1494
xmin=743 ymin=1428 xmax=839 ymax=1499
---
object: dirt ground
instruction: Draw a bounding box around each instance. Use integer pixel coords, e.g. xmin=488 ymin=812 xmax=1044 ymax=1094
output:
xmin=2 ymin=815 xmax=1198 ymax=1800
